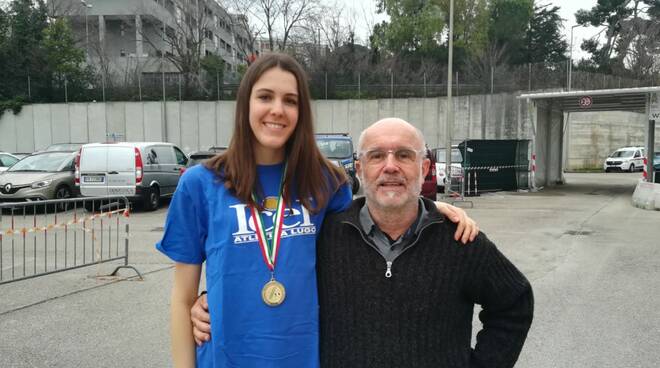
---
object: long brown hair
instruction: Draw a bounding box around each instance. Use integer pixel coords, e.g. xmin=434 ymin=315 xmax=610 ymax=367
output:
xmin=206 ymin=53 xmax=347 ymax=213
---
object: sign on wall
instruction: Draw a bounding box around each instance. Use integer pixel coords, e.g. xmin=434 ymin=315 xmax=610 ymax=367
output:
xmin=578 ymin=96 xmax=593 ymax=109
xmin=649 ymin=92 xmax=660 ymax=121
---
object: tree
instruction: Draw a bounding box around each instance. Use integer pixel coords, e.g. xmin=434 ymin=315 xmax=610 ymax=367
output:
xmin=487 ymin=0 xmax=534 ymax=65
xmin=372 ymin=0 xmax=446 ymax=58
xmin=524 ymin=3 xmax=567 ymax=64
xmin=41 ymin=18 xmax=91 ymax=100
xmin=138 ymin=0 xmax=216 ymax=98
xmin=574 ymin=0 xmax=660 ymax=74
xmin=224 ymin=0 xmax=321 ymax=53
xmin=200 ymin=53 xmax=225 ymax=98
xmin=1 ymin=0 xmax=49 ymax=101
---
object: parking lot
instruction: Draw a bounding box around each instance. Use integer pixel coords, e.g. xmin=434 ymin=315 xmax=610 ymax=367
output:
xmin=1 ymin=172 xmax=659 ymax=368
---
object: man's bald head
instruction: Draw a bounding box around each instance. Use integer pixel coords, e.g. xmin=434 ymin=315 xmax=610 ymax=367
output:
xmin=357 ymin=118 xmax=426 ymax=153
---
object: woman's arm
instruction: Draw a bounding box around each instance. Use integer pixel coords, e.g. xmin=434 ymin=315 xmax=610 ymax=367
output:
xmin=435 ymin=201 xmax=479 ymax=244
xmin=171 ymin=262 xmax=203 ymax=368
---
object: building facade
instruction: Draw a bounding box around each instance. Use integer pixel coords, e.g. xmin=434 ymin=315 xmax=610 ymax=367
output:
xmin=50 ymin=0 xmax=253 ymax=81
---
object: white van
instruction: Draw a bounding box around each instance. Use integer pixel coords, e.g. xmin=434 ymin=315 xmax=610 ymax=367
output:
xmin=76 ymin=142 xmax=188 ymax=210
xmin=603 ymin=147 xmax=646 ymax=172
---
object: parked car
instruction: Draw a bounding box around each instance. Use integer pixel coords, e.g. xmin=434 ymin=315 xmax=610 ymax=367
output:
xmin=76 ymin=142 xmax=188 ymax=211
xmin=0 ymin=152 xmax=20 ymax=172
xmin=0 ymin=151 xmax=77 ymax=203
xmin=11 ymin=153 xmax=31 ymax=160
xmin=604 ymin=146 xmax=645 ymax=172
xmin=421 ymin=147 xmax=437 ymax=200
xmin=45 ymin=143 xmax=85 ymax=152
xmin=432 ymin=147 xmax=464 ymax=193
xmin=186 ymin=146 xmax=228 ymax=168
xmin=315 ymin=133 xmax=360 ymax=194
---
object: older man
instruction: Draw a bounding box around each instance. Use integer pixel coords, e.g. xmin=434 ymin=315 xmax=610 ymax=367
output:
xmin=316 ymin=118 xmax=533 ymax=367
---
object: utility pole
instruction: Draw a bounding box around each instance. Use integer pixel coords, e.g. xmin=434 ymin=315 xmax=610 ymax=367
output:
xmin=80 ymin=0 xmax=93 ymax=60
xmin=445 ymin=0 xmax=455 ymax=194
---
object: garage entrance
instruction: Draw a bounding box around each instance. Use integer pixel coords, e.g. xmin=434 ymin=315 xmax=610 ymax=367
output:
xmin=518 ymin=87 xmax=659 ymax=188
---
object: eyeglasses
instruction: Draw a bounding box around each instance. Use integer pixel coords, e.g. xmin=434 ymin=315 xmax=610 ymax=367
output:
xmin=359 ymin=148 xmax=425 ymax=165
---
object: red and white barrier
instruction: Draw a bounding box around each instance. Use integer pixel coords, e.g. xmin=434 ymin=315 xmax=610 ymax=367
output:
xmin=643 ymin=157 xmax=648 ymax=181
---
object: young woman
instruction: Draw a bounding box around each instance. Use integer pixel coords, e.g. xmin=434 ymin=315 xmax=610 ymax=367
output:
xmin=157 ymin=53 xmax=478 ymax=368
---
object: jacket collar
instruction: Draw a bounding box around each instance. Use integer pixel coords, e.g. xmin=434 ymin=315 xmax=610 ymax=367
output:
xmin=340 ymin=196 xmax=445 ymax=231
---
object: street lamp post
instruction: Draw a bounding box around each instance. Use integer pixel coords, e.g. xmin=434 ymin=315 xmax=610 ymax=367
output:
xmin=80 ymin=0 xmax=92 ymax=58
xmin=445 ymin=0 xmax=455 ymax=193
xmin=568 ymin=24 xmax=581 ymax=91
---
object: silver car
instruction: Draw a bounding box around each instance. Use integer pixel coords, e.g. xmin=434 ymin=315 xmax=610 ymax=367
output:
xmin=0 ymin=151 xmax=77 ymax=203
xmin=0 ymin=152 xmax=20 ymax=172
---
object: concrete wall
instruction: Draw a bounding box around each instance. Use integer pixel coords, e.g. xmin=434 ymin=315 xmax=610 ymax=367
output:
xmin=1 ymin=95 xmax=656 ymax=171
xmin=565 ymin=111 xmax=660 ymax=170
xmin=0 ymin=95 xmax=533 ymax=154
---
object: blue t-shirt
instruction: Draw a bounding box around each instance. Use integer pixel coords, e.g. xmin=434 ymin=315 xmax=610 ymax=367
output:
xmin=156 ymin=163 xmax=351 ymax=368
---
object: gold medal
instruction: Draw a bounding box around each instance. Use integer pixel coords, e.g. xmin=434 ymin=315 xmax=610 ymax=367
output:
xmin=251 ymin=163 xmax=288 ymax=308
xmin=262 ymin=279 xmax=286 ymax=307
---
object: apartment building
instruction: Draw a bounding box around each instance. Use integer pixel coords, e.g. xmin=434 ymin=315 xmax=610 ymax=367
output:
xmin=50 ymin=0 xmax=253 ymax=80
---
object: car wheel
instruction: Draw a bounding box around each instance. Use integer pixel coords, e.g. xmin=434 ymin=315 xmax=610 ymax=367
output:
xmin=142 ymin=186 xmax=160 ymax=211
xmin=629 ymin=164 xmax=635 ymax=172
xmin=351 ymin=176 xmax=360 ymax=195
xmin=53 ymin=185 xmax=72 ymax=212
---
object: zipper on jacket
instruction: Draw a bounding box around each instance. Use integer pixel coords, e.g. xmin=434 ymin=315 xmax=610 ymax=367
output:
xmin=385 ymin=261 xmax=393 ymax=278
xmin=342 ymin=219 xmax=442 ymax=279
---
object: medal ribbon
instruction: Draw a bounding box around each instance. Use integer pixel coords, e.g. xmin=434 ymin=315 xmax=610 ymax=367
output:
xmin=249 ymin=163 xmax=287 ymax=271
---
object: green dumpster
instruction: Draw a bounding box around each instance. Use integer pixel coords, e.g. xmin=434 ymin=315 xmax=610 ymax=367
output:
xmin=458 ymin=140 xmax=530 ymax=192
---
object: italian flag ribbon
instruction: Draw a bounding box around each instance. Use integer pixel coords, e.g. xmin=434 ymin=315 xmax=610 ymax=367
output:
xmin=249 ymin=163 xmax=287 ymax=271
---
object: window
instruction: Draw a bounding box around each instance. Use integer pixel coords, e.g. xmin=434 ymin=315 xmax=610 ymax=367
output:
xmin=120 ymin=49 xmax=126 ymax=57
xmin=174 ymin=147 xmax=188 ymax=166
xmin=0 ymin=154 xmax=18 ymax=167
xmin=152 ymin=146 xmax=176 ymax=165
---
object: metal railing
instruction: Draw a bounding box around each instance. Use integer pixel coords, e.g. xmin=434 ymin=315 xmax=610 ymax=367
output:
xmin=0 ymin=196 xmax=141 ymax=285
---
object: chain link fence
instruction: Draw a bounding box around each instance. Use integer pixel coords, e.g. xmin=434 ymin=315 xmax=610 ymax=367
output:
xmin=3 ymin=61 xmax=657 ymax=104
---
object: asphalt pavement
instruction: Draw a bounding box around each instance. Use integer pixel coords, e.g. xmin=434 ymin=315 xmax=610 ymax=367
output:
xmin=1 ymin=172 xmax=659 ymax=368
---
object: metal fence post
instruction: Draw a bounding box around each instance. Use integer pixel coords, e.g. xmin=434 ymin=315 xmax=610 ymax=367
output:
xmin=358 ymin=73 xmax=361 ymax=99
xmin=325 ymin=72 xmax=328 ymax=99
xmin=102 ymin=73 xmax=106 ymax=102
xmin=216 ymin=70 xmax=220 ymax=100
xmin=27 ymin=74 xmax=31 ymax=99
xmin=490 ymin=66 xmax=494 ymax=94
xmin=162 ymin=64 xmax=166 ymax=102
xmin=424 ymin=73 xmax=427 ymax=97
xmin=64 ymin=75 xmax=69 ymax=103
xmin=179 ymin=73 xmax=182 ymax=101
xmin=138 ymin=71 xmax=142 ymax=101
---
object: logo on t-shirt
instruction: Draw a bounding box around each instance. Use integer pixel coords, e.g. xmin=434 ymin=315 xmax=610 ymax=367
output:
xmin=230 ymin=199 xmax=317 ymax=244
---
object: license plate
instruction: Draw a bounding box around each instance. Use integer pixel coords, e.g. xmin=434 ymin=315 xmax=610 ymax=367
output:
xmin=83 ymin=176 xmax=105 ymax=183
xmin=109 ymin=187 xmax=135 ymax=195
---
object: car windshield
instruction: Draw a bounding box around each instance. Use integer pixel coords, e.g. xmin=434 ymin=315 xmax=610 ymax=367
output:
xmin=8 ymin=152 xmax=71 ymax=172
xmin=610 ymin=150 xmax=634 ymax=158
xmin=435 ymin=149 xmax=463 ymax=163
xmin=46 ymin=143 xmax=83 ymax=151
xmin=316 ymin=139 xmax=352 ymax=159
